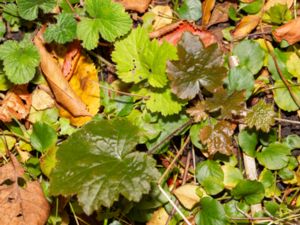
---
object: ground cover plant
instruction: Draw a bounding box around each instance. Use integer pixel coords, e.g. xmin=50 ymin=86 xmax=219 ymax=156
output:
xmin=0 ymin=0 xmax=300 ymax=224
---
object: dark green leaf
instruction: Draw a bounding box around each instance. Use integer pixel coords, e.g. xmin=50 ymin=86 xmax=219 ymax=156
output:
xmin=49 ymin=118 xmax=160 ymax=215
xmin=240 ymin=0 xmax=263 ymax=14
xmin=228 ymin=67 xmax=254 ymax=98
xmin=231 ymin=180 xmax=265 ymax=204
xmin=195 ymin=197 xmax=227 ymax=225
xmin=268 ymin=49 xmax=293 ymax=80
xmin=238 ymin=128 xmax=258 ymax=157
xmin=263 ymin=3 xmax=292 ymax=25
xmin=17 ymin=0 xmax=56 ymax=21
xmin=177 ymin=0 xmax=202 ymax=21
xmin=167 ymin=32 xmax=227 ymax=99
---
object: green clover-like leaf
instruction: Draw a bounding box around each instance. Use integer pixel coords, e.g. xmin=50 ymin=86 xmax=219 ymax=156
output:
xmin=17 ymin=0 xmax=56 ymax=21
xmin=44 ymin=13 xmax=77 ymax=44
xmin=49 ymin=118 xmax=160 ymax=215
xmin=77 ymin=0 xmax=132 ymax=49
xmin=0 ymin=39 xmax=40 ymax=84
xmin=167 ymin=32 xmax=227 ymax=99
xmin=245 ymin=99 xmax=276 ymax=132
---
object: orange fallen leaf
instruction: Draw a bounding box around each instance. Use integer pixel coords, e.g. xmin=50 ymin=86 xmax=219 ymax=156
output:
xmin=114 ymin=0 xmax=151 ymax=13
xmin=33 ymin=33 xmax=90 ymax=117
xmin=202 ymin=0 xmax=216 ymax=27
xmin=59 ymin=52 xmax=100 ymax=127
xmin=232 ymin=14 xmax=261 ymax=40
xmin=0 ymin=154 xmax=50 ymax=225
xmin=159 ymin=22 xmax=218 ymax=47
xmin=0 ymin=85 xmax=31 ymax=122
xmin=273 ymin=17 xmax=300 ymax=45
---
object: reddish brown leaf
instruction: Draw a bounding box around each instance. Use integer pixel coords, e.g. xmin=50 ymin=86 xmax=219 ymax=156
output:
xmin=202 ymin=0 xmax=216 ymax=27
xmin=114 ymin=0 xmax=151 ymax=13
xmin=208 ymin=2 xmax=233 ymax=27
xmin=62 ymin=41 xmax=81 ymax=81
xmin=0 ymin=154 xmax=50 ymax=225
xmin=186 ymin=101 xmax=208 ymax=122
xmin=273 ymin=17 xmax=300 ymax=45
xmin=232 ymin=14 xmax=261 ymax=40
xmin=33 ymin=32 xmax=90 ymax=117
xmin=0 ymin=85 xmax=31 ymax=122
xmin=160 ymin=22 xmax=217 ymax=47
xmin=199 ymin=120 xmax=236 ymax=156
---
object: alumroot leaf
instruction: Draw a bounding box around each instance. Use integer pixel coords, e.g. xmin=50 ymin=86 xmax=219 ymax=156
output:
xmin=49 ymin=118 xmax=160 ymax=215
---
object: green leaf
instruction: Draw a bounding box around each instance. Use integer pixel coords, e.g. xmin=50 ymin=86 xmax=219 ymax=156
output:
xmin=49 ymin=118 xmax=160 ymax=215
xmin=112 ymin=27 xmax=177 ymax=88
xmin=145 ymin=88 xmax=185 ymax=116
xmin=273 ymin=80 xmax=300 ymax=112
xmin=167 ymin=32 xmax=227 ymax=99
xmin=77 ymin=0 xmax=132 ymax=49
xmin=231 ymin=180 xmax=265 ymax=204
xmin=233 ymin=39 xmax=265 ymax=74
xmin=278 ymin=167 xmax=294 ymax=180
xmin=30 ymin=122 xmax=57 ymax=153
xmin=17 ymin=0 xmax=56 ymax=21
xmin=195 ymin=197 xmax=227 ymax=225
xmin=256 ymin=142 xmax=291 ymax=170
xmin=177 ymin=0 xmax=202 ymax=21
xmin=0 ymin=19 xmax=6 ymax=39
xmin=268 ymin=49 xmax=292 ymax=80
xmin=240 ymin=0 xmax=263 ymax=14
xmin=259 ymin=169 xmax=275 ymax=189
xmin=228 ymin=67 xmax=254 ymax=98
xmin=0 ymin=39 xmax=40 ymax=84
xmin=245 ymin=99 xmax=276 ymax=132
xmin=3 ymin=3 xmax=20 ymax=26
xmin=263 ymin=3 xmax=292 ymax=25
xmin=196 ymin=160 xmax=224 ymax=195
xmin=44 ymin=13 xmax=77 ymax=44
xmin=206 ymin=88 xmax=246 ymax=119
xmin=284 ymin=134 xmax=300 ymax=149
xmin=224 ymin=200 xmax=249 ymax=218
xmin=238 ymin=128 xmax=258 ymax=157
xmin=222 ymin=164 xmax=243 ymax=189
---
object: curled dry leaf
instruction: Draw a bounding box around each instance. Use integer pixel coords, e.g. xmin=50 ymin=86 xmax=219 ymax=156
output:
xmin=114 ymin=0 xmax=151 ymax=13
xmin=0 ymin=154 xmax=50 ymax=225
xmin=160 ymin=22 xmax=218 ymax=47
xmin=208 ymin=1 xmax=232 ymax=27
xmin=31 ymin=89 xmax=55 ymax=111
xmin=202 ymin=0 xmax=216 ymax=27
xmin=151 ymin=5 xmax=173 ymax=30
xmin=62 ymin=41 xmax=81 ymax=81
xmin=232 ymin=14 xmax=261 ymax=40
xmin=33 ymin=34 xmax=90 ymax=117
xmin=173 ymin=184 xmax=201 ymax=210
xmin=273 ymin=17 xmax=300 ymax=45
xmin=0 ymin=85 xmax=31 ymax=122
xmin=59 ymin=52 xmax=100 ymax=127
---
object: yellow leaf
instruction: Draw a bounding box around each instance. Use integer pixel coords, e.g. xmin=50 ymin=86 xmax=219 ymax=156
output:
xmin=0 ymin=136 xmax=16 ymax=155
xmin=59 ymin=53 xmax=100 ymax=127
xmin=31 ymin=89 xmax=55 ymax=111
xmin=287 ymin=52 xmax=300 ymax=82
xmin=146 ymin=207 xmax=169 ymax=225
xmin=151 ymin=5 xmax=173 ymax=30
xmin=173 ymin=184 xmax=202 ymax=210
xmin=202 ymin=0 xmax=216 ymax=27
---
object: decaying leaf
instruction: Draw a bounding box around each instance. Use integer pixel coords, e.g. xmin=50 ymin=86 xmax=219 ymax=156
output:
xmin=264 ymin=0 xmax=293 ymax=10
xmin=208 ymin=1 xmax=232 ymax=27
xmin=206 ymin=88 xmax=246 ymax=119
xmin=62 ymin=41 xmax=81 ymax=80
xmin=186 ymin=101 xmax=208 ymax=122
xmin=273 ymin=17 xmax=300 ymax=45
xmin=147 ymin=207 xmax=169 ymax=225
xmin=58 ymin=52 xmax=100 ymax=127
xmin=245 ymin=99 xmax=276 ymax=132
xmin=114 ymin=0 xmax=151 ymax=13
xmin=173 ymin=184 xmax=201 ymax=210
xmin=167 ymin=32 xmax=227 ymax=99
xmin=31 ymin=89 xmax=55 ymax=111
xmin=232 ymin=14 xmax=261 ymax=40
xmin=151 ymin=5 xmax=173 ymax=30
xmin=0 ymin=85 xmax=31 ymax=122
xmin=0 ymin=154 xmax=50 ymax=225
xmin=160 ymin=22 xmax=218 ymax=47
xmin=202 ymin=0 xmax=216 ymax=27
xmin=199 ymin=120 xmax=236 ymax=156
xmin=33 ymin=33 xmax=90 ymax=117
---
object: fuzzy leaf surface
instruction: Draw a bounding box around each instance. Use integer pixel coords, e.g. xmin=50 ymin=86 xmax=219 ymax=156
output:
xmin=44 ymin=13 xmax=77 ymax=44
xmin=17 ymin=0 xmax=56 ymax=21
xmin=49 ymin=118 xmax=160 ymax=215
xmin=167 ymin=32 xmax=227 ymax=99
xmin=77 ymin=0 xmax=132 ymax=49
xmin=112 ymin=27 xmax=177 ymax=88
xmin=245 ymin=99 xmax=276 ymax=132
xmin=0 ymin=39 xmax=40 ymax=84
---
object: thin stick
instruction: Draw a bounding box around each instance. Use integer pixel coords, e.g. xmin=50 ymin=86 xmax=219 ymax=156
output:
xmin=275 ymin=118 xmax=300 ymax=125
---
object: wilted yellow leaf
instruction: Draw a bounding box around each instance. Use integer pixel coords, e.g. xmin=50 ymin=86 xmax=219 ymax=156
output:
xmin=151 ymin=5 xmax=173 ymax=30
xmin=59 ymin=53 xmax=100 ymax=127
xmin=146 ymin=207 xmax=169 ymax=225
xmin=173 ymin=184 xmax=201 ymax=210
xmin=31 ymin=89 xmax=55 ymax=111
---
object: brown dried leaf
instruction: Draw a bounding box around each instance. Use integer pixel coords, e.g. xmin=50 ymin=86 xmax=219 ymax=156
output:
xmin=114 ymin=0 xmax=151 ymax=13
xmin=0 ymin=154 xmax=50 ymax=225
xmin=186 ymin=101 xmax=208 ymax=122
xmin=273 ymin=17 xmax=300 ymax=45
xmin=202 ymin=0 xmax=216 ymax=27
xmin=199 ymin=120 xmax=236 ymax=156
xmin=232 ymin=14 xmax=261 ymax=40
xmin=62 ymin=41 xmax=81 ymax=81
xmin=59 ymin=52 xmax=100 ymax=127
xmin=146 ymin=207 xmax=169 ymax=225
xmin=31 ymin=89 xmax=55 ymax=111
xmin=208 ymin=2 xmax=232 ymax=27
xmin=0 ymin=85 xmax=31 ymax=122
xmin=33 ymin=34 xmax=90 ymax=117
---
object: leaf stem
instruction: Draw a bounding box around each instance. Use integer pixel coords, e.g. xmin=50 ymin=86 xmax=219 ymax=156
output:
xmin=69 ymin=202 xmax=80 ymax=225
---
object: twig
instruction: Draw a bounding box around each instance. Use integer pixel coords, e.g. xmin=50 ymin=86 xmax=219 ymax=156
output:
xmin=275 ymin=118 xmax=300 ymax=125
